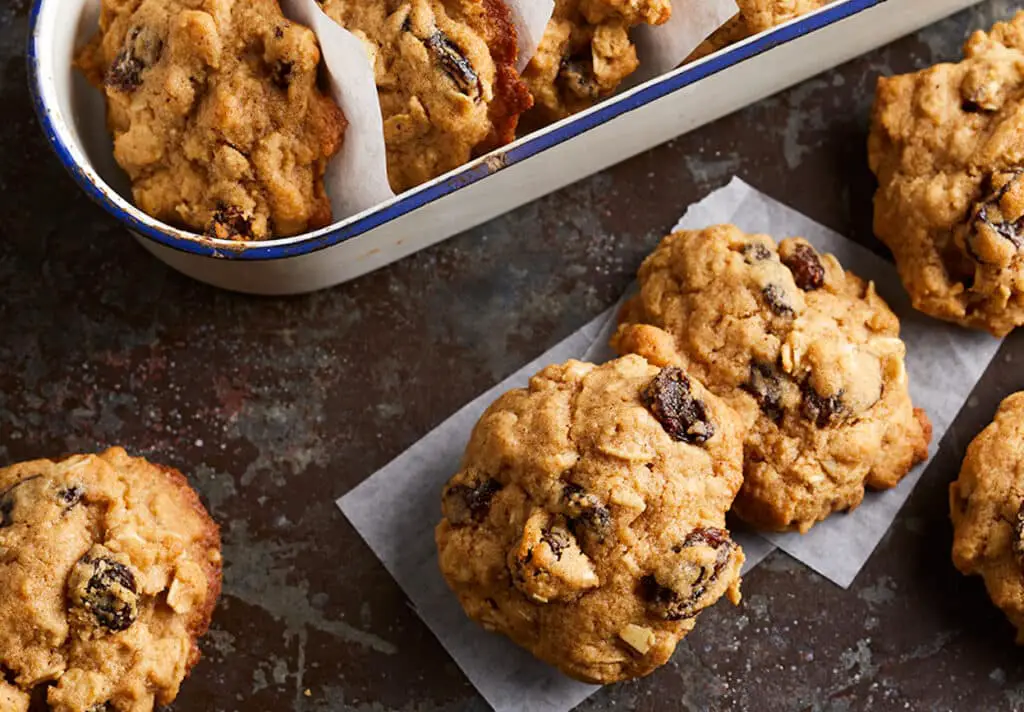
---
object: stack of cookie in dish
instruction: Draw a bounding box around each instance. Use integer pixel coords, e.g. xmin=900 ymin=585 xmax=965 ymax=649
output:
xmin=435 ymin=222 xmax=933 ymax=681
xmin=75 ymin=0 xmax=677 ymax=242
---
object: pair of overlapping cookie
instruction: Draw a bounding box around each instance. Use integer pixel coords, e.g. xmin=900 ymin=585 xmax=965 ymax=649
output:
xmin=435 ymin=223 xmax=934 ymax=683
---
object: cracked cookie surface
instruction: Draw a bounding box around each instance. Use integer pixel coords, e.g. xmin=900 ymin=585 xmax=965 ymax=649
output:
xmin=320 ymin=0 xmax=531 ymax=193
xmin=521 ymin=0 xmax=670 ymax=126
xmin=612 ymin=225 xmax=932 ymax=533
xmin=869 ymin=11 xmax=1024 ymax=336
xmin=951 ymin=392 xmax=1024 ymax=642
xmin=76 ymin=0 xmax=346 ymax=240
xmin=0 ymin=448 xmax=221 ymax=712
xmin=435 ymin=355 xmax=745 ymax=683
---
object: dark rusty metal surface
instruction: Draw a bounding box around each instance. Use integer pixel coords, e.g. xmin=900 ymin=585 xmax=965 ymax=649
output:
xmin=3 ymin=0 xmax=1024 ymax=709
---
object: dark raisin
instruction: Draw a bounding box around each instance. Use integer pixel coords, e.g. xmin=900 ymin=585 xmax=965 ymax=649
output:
xmin=563 ymin=483 xmax=612 ymax=543
xmin=742 ymin=242 xmax=772 ymax=262
xmin=206 ymin=204 xmax=254 ymax=240
xmin=781 ymin=243 xmax=825 ymax=291
xmin=742 ymin=361 xmax=784 ymax=423
xmin=541 ymin=528 xmax=571 ymax=560
xmin=105 ymin=27 xmax=162 ymax=93
xmin=642 ymin=367 xmax=715 ymax=444
xmin=801 ymin=381 xmax=845 ymax=428
xmin=443 ymin=477 xmax=502 ymax=525
xmin=58 ymin=485 xmax=84 ymax=511
xmin=972 ymin=201 xmax=1024 ymax=252
xmin=274 ymin=26 xmax=285 ymax=39
xmin=0 ymin=475 xmax=42 ymax=528
xmin=558 ymin=57 xmax=600 ymax=101
xmin=680 ymin=526 xmax=731 ymax=550
xmin=425 ymin=31 xmax=480 ymax=98
xmin=1013 ymin=501 xmax=1024 ymax=569
xmin=761 ymin=284 xmax=794 ymax=316
xmin=271 ymin=60 xmax=293 ymax=90
xmin=72 ymin=554 xmax=139 ymax=632
xmin=641 ymin=527 xmax=734 ymax=620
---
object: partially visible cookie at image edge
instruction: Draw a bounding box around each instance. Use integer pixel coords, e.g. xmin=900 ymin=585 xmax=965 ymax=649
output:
xmin=869 ymin=10 xmax=1024 ymax=336
xmin=0 ymin=448 xmax=222 ymax=712
xmin=951 ymin=392 xmax=1024 ymax=642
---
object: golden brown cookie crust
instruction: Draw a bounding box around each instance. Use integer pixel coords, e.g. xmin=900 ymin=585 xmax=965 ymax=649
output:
xmin=520 ymin=0 xmax=670 ymax=126
xmin=686 ymin=0 xmax=829 ymax=63
xmin=613 ymin=225 xmax=932 ymax=533
xmin=951 ymin=392 xmax=1024 ymax=642
xmin=0 ymin=448 xmax=222 ymax=712
xmin=76 ymin=0 xmax=346 ymax=240
xmin=436 ymin=355 xmax=745 ymax=683
xmin=869 ymin=11 xmax=1024 ymax=336
xmin=321 ymin=0 xmax=531 ymax=193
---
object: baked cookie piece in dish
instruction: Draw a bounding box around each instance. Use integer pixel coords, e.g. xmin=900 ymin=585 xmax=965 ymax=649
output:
xmin=77 ymin=0 xmax=346 ymax=240
xmin=688 ymin=0 xmax=831 ymax=62
xmin=870 ymin=11 xmax=1024 ymax=336
xmin=436 ymin=355 xmax=746 ymax=683
xmin=613 ymin=225 xmax=932 ymax=533
xmin=320 ymin=0 xmax=532 ymax=193
xmin=951 ymin=392 xmax=1024 ymax=642
xmin=521 ymin=0 xmax=670 ymax=126
xmin=0 ymin=448 xmax=222 ymax=711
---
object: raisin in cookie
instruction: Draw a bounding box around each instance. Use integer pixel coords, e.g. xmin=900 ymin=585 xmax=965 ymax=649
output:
xmin=951 ymin=392 xmax=1024 ymax=642
xmin=869 ymin=12 xmax=1024 ymax=336
xmin=435 ymin=355 xmax=745 ymax=683
xmin=0 ymin=448 xmax=221 ymax=711
xmin=521 ymin=0 xmax=670 ymax=125
xmin=320 ymin=0 xmax=532 ymax=193
xmin=612 ymin=225 xmax=932 ymax=533
xmin=76 ymin=0 xmax=346 ymax=240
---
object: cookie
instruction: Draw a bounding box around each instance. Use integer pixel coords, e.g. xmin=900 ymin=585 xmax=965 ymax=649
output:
xmin=0 ymin=448 xmax=222 ymax=711
xmin=735 ymin=0 xmax=831 ymax=34
xmin=612 ymin=225 xmax=932 ymax=533
xmin=76 ymin=0 xmax=346 ymax=240
xmin=435 ymin=355 xmax=746 ymax=683
xmin=687 ymin=0 xmax=829 ymax=63
xmin=320 ymin=0 xmax=532 ymax=193
xmin=869 ymin=12 xmax=1024 ymax=336
xmin=520 ymin=0 xmax=670 ymax=125
xmin=950 ymin=392 xmax=1024 ymax=642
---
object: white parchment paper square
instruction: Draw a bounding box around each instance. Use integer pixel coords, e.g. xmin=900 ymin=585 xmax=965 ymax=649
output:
xmin=338 ymin=178 xmax=1002 ymax=711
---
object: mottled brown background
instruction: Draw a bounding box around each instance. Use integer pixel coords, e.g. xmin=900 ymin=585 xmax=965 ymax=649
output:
xmin=3 ymin=0 xmax=1024 ymax=709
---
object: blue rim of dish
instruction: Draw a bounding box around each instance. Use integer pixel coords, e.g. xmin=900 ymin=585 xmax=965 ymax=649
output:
xmin=27 ymin=0 xmax=882 ymax=261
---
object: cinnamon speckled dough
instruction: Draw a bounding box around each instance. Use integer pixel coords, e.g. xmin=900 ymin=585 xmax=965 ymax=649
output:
xmin=320 ymin=0 xmax=532 ymax=193
xmin=0 ymin=449 xmax=222 ymax=712
xmin=869 ymin=12 xmax=1024 ymax=336
xmin=521 ymin=0 xmax=670 ymax=125
xmin=687 ymin=0 xmax=830 ymax=62
xmin=613 ymin=225 xmax=932 ymax=533
xmin=951 ymin=392 xmax=1024 ymax=642
xmin=435 ymin=355 xmax=746 ymax=684
xmin=76 ymin=0 xmax=346 ymax=240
